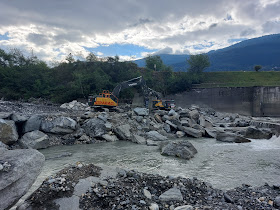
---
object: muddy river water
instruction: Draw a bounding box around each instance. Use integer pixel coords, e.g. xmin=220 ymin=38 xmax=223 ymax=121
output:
xmin=35 ymin=136 xmax=280 ymax=190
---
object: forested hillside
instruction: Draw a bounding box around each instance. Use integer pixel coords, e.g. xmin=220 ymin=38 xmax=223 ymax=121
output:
xmin=0 ymin=49 xmax=193 ymax=103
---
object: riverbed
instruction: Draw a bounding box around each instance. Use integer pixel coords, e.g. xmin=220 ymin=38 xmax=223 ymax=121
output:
xmin=33 ymin=136 xmax=280 ymax=191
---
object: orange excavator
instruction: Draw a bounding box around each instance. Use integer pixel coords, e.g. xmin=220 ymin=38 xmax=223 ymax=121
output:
xmin=88 ymin=76 xmax=175 ymax=109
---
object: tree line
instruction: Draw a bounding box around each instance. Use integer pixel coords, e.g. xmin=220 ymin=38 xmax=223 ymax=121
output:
xmin=0 ymin=48 xmax=210 ymax=103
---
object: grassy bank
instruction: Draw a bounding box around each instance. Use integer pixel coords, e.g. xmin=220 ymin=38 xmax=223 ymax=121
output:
xmin=195 ymin=71 xmax=280 ymax=88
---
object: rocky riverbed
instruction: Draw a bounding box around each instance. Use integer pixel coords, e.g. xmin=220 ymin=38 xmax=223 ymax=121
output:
xmin=1 ymin=99 xmax=280 ymax=209
xmin=20 ymin=163 xmax=280 ymax=210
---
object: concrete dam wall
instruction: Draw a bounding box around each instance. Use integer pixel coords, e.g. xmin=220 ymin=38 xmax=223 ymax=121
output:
xmin=169 ymin=86 xmax=280 ymax=117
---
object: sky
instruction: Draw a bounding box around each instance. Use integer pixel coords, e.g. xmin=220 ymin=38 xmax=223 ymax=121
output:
xmin=0 ymin=0 xmax=280 ymax=63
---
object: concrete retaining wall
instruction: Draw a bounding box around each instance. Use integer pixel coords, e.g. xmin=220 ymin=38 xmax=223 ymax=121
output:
xmin=169 ymin=86 xmax=280 ymax=117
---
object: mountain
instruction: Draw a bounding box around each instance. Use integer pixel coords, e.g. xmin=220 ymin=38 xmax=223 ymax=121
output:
xmin=134 ymin=34 xmax=280 ymax=71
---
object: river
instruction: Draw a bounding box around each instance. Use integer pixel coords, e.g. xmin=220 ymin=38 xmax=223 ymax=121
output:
xmin=33 ymin=136 xmax=280 ymax=191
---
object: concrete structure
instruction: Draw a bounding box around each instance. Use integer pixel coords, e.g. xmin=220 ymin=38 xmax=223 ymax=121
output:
xmin=170 ymin=86 xmax=280 ymax=117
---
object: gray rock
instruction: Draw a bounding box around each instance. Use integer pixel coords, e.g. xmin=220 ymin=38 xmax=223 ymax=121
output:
xmin=136 ymin=116 xmax=143 ymax=123
xmin=19 ymin=130 xmax=49 ymax=149
xmin=245 ymin=126 xmax=273 ymax=139
xmin=178 ymin=109 xmax=191 ymax=118
xmin=149 ymin=203 xmax=159 ymax=210
xmin=134 ymin=107 xmax=149 ymax=116
xmin=178 ymin=125 xmax=203 ymax=138
xmin=159 ymin=187 xmax=183 ymax=201
xmin=205 ymin=128 xmax=217 ymax=138
xmin=146 ymin=131 xmax=168 ymax=141
xmin=102 ymin=134 xmax=119 ymax=142
xmin=0 ymin=149 xmax=45 ymax=210
xmin=176 ymin=131 xmax=185 ymax=138
xmin=11 ymin=113 xmax=28 ymax=123
xmin=98 ymin=112 xmax=108 ymax=122
xmin=274 ymin=196 xmax=280 ymax=208
xmin=162 ymin=115 xmax=170 ymax=122
xmin=161 ymin=141 xmax=197 ymax=159
xmin=41 ymin=116 xmax=77 ymax=134
xmin=143 ymin=189 xmax=152 ymax=199
xmin=216 ymin=132 xmax=251 ymax=143
xmin=23 ymin=115 xmax=42 ymax=133
xmin=104 ymin=122 xmax=112 ymax=131
xmin=163 ymin=123 xmax=171 ymax=133
xmin=204 ymin=116 xmax=214 ymax=128
xmin=180 ymin=119 xmax=190 ymax=127
xmin=114 ymin=124 xmax=131 ymax=140
xmin=0 ymin=112 xmax=12 ymax=119
xmin=168 ymin=109 xmax=176 ymax=116
xmin=174 ymin=205 xmax=193 ymax=210
xmin=166 ymin=120 xmax=178 ymax=129
xmin=78 ymin=134 xmax=91 ymax=142
xmin=0 ymin=119 xmax=18 ymax=145
xmin=189 ymin=109 xmax=199 ymax=122
xmin=132 ymin=134 xmax=146 ymax=144
xmin=198 ymin=116 xmax=206 ymax=127
xmin=82 ymin=118 xmax=106 ymax=138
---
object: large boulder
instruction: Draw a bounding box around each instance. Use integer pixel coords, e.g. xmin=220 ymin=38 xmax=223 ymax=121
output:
xmin=0 ymin=149 xmax=45 ymax=210
xmin=133 ymin=107 xmax=149 ymax=116
xmin=11 ymin=113 xmax=28 ymax=123
xmin=19 ymin=130 xmax=49 ymax=149
xmin=245 ymin=126 xmax=273 ymax=139
xmin=161 ymin=141 xmax=197 ymax=159
xmin=23 ymin=115 xmax=42 ymax=133
xmin=189 ymin=109 xmax=199 ymax=122
xmin=146 ymin=131 xmax=168 ymax=141
xmin=0 ymin=119 xmax=18 ymax=145
xmin=114 ymin=124 xmax=132 ymax=140
xmin=101 ymin=134 xmax=119 ymax=142
xmin=0 ymin=112 xmax=12 ymax=119
xmin=216 ymin=132 xmax=251 ymax=143
xmin=178 ymin=109 xmax=191 ymax=118
xmin=41 ymin=116 xmax=77 ymax=134
xmin=178 ymin=125 xmax=203 ymax=138
xmin=131 ymin=134 xmax=147 ymax=144
xmin=82 ymin=118 xmax=106 ymax=138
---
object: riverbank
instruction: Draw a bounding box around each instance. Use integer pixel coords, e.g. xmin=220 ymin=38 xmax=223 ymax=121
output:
xmin=21 ymin=163 xmax=280 ymax=210
xmin=1 ymin=99 xmax=280 ymax=209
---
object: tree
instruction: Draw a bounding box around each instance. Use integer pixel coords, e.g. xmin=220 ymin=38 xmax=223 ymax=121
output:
xmin=187 ymin=54 xmax=210 ymax=74
xmin=86 ymin=52 xmax=98 ymax=62
xmin=254 ymin=65 xmax=262 ymax=72
xmin=65 ymin=53 xmax=75 ymax=63
xmin=145 ymin=55 xmax=166 ymax=71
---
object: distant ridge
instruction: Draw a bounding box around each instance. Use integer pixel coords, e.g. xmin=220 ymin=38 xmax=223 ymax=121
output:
xmin=133 ymin=34 xmax=280 ymax=71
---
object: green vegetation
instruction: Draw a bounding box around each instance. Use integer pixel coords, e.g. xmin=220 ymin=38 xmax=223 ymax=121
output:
xmin=195 ymin=71 xmax=280 ymax=88
xmin=0 ymin=48 xmax=192 ymax=103
xmin=1 ymin=48 xmax=279 ymax=103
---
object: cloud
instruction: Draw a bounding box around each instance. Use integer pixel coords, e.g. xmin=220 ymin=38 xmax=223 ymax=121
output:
xmin=0 ymin=0 xmax=279 ymax=62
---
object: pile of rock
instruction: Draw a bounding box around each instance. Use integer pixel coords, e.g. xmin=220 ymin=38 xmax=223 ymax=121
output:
xmin=21 ymin=163 xmax=280 ymax=210
xmin=1 ymin=104 xmax=279 ymax=160
xmin=60 ymin=100 xmax=90 ymax=111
